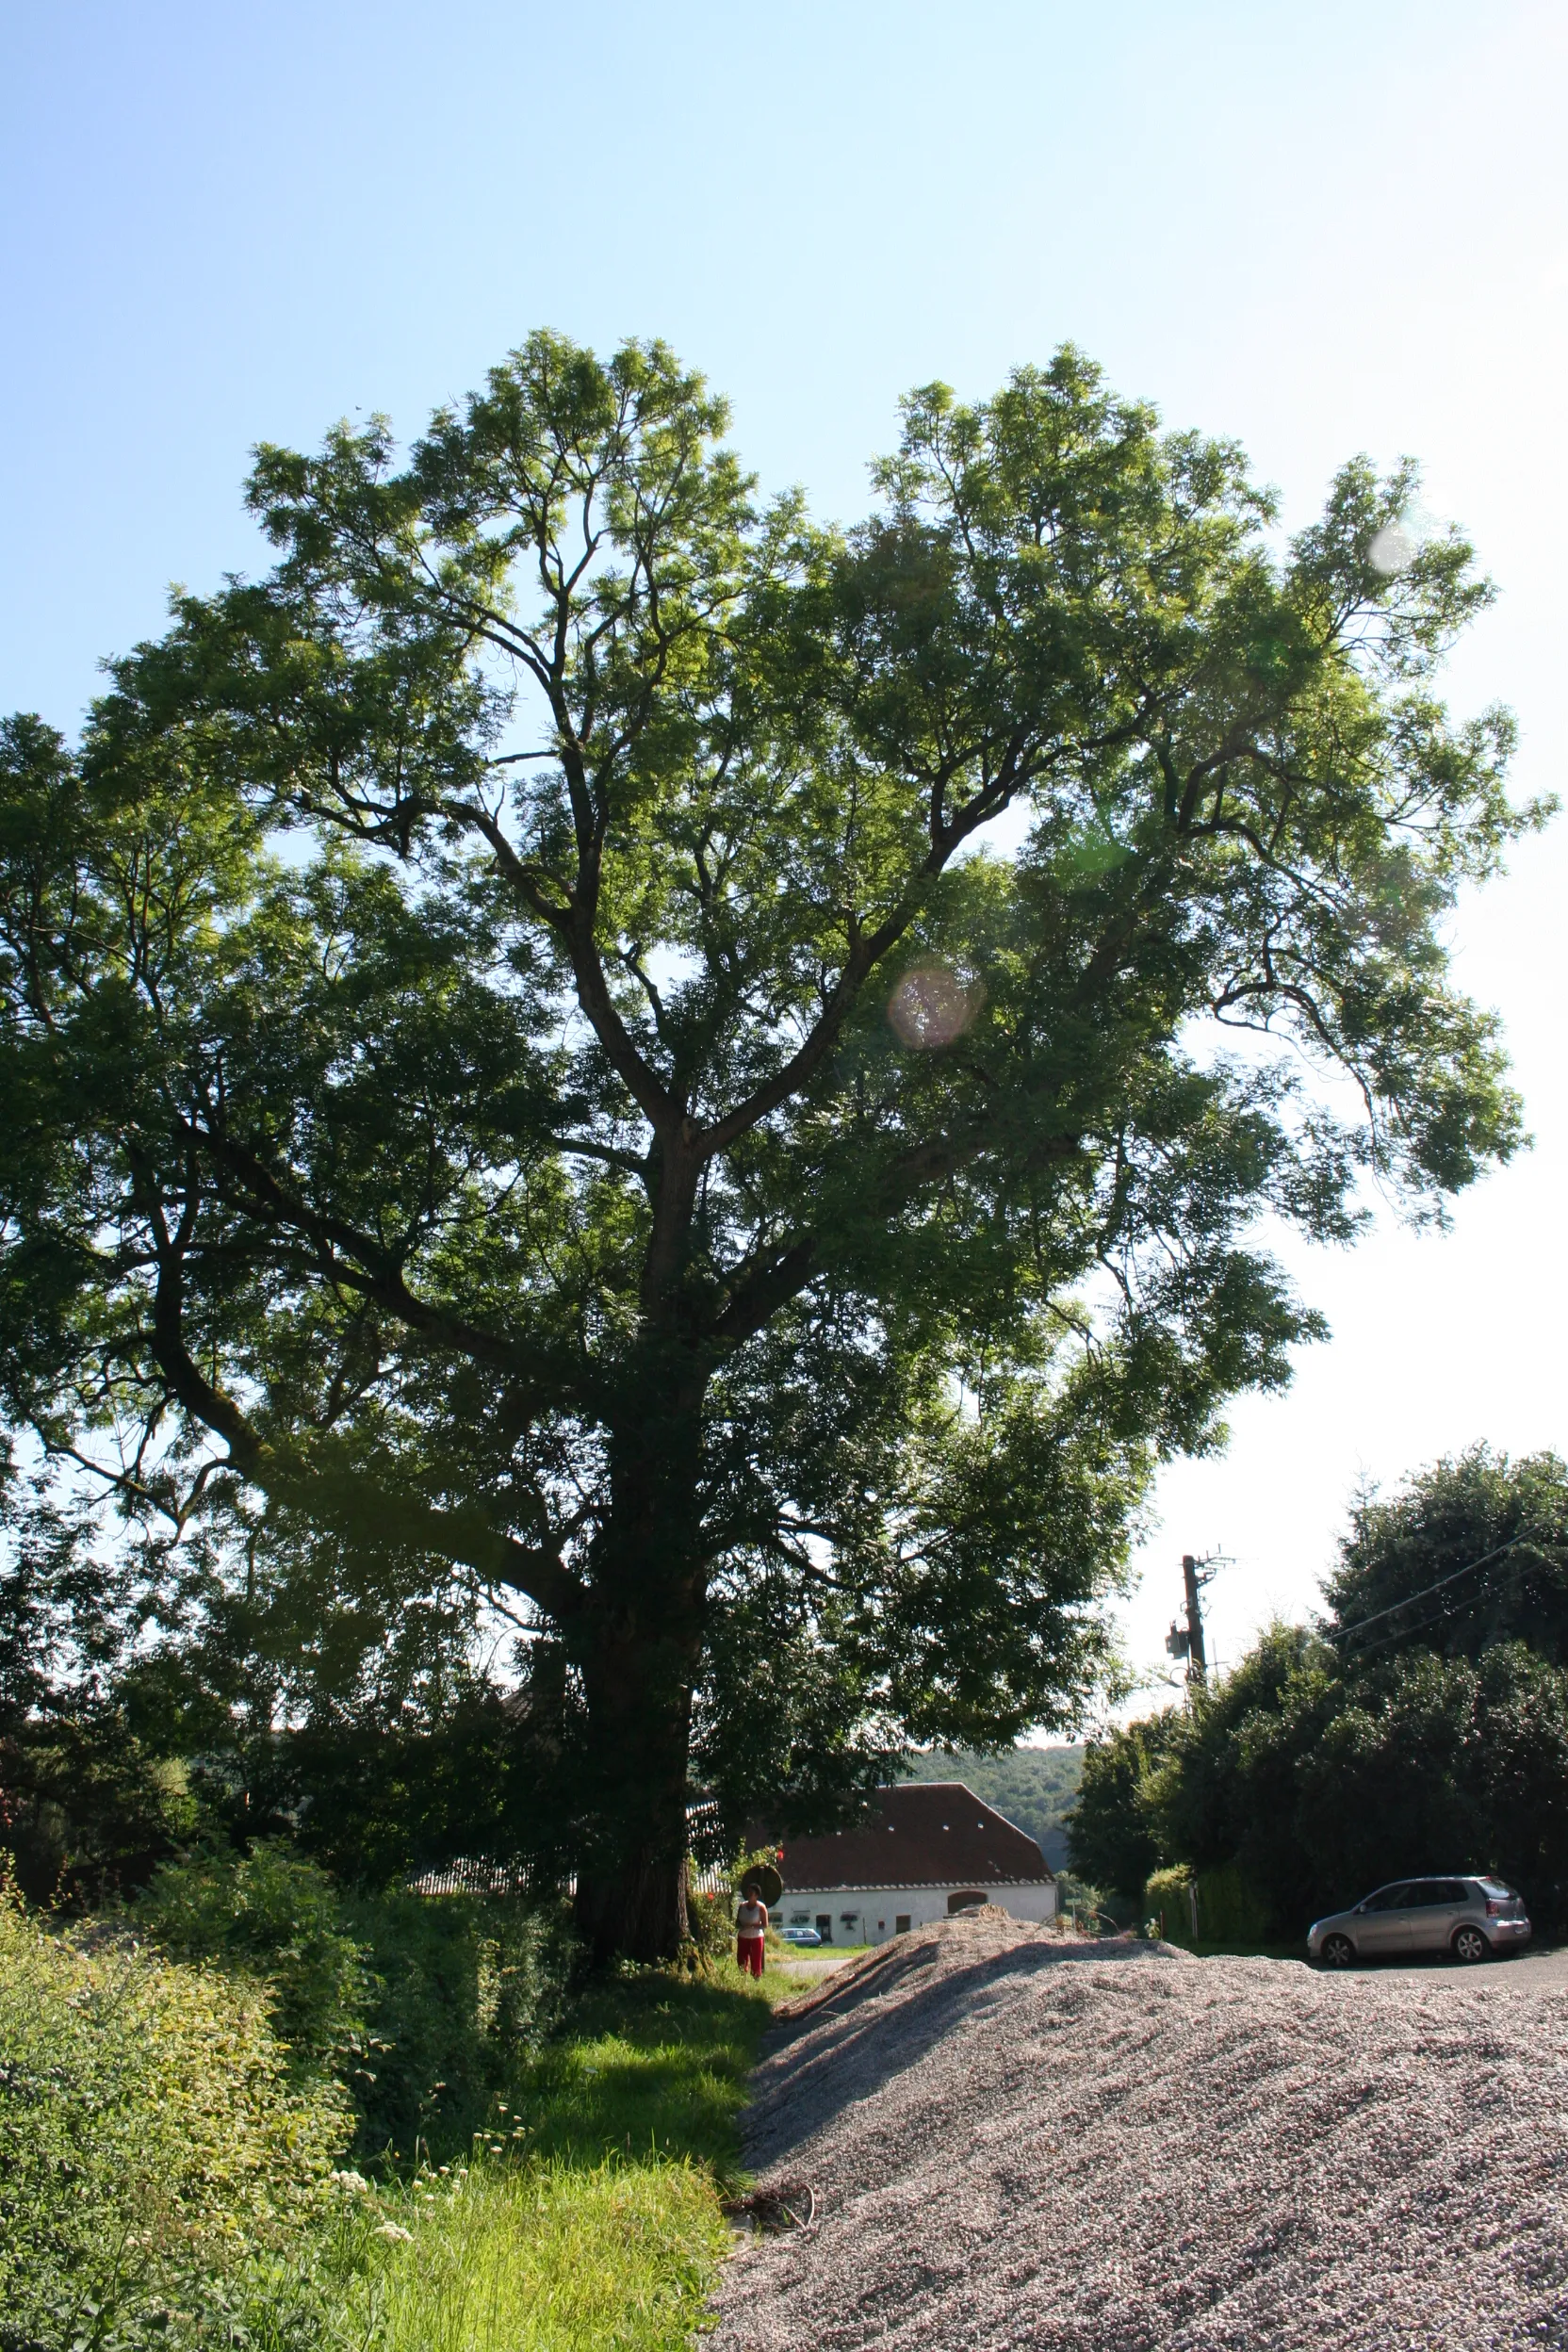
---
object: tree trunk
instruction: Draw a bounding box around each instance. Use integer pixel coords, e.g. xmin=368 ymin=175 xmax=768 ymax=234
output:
xmin=571 ymin=1364 xmax=708 ymax=1965
xmin=572 ymin=1614 xmax=698 ymax=1963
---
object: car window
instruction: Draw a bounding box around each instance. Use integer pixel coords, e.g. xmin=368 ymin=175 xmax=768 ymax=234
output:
xmin=1405 ymin=1882 xmax=1443 ymax=1906
xmin=1362 ymin=1883 xmax=1413 ymax=1911
xmin=1479 ymin=1879 xmax=1517 ymax=1900
xmin=1439 ymin=1881 xmax=1468 ymax=1904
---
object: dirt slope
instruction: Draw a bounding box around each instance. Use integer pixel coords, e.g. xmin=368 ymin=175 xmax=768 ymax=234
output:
xmin=712 ymin=1912 xmax=1568 ymax=2350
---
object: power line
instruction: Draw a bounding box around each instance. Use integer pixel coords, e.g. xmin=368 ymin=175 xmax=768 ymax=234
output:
xmin=1326 ymin=1524 xmax=1568 ymax=1656
xmin=1329 ymin=1536 xmax=1527 ymax=1646
xmin=1343 ymin=1558 xmax=1534 ymax=1662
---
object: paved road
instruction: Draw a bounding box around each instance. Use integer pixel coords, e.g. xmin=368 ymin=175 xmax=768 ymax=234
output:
xmin=1372 ymin=1940 xmax=1568 ymax=1985
xmin=775 ymin=1936 xmax=1568 ymax=1990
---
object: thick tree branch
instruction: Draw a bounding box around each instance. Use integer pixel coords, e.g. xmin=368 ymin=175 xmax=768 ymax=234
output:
xmin=136 ymin=1171 xmax=581 ymax=1621
xmin=182 ymin=1119 xmax=559 ymax=1391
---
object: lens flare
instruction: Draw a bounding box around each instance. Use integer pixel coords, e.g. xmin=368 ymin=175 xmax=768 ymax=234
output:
xmin=1368 ymin=519 xmax=1417 ymax=577
xmin=888 ymin=961 xmax=985 ymax=1049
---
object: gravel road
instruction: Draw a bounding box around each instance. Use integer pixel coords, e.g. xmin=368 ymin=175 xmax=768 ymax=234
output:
xmin=712 ymin=1912 xmax=1568 ymax=2350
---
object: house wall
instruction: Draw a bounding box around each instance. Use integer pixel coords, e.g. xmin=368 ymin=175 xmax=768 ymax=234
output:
xmin=780 ymin=1880 xmax=1057 ymax=1945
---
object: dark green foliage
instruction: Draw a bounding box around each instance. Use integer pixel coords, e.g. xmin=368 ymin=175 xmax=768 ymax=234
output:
xmin=0 ymin=340 xmax=1544 ymax=1956
xmin=1093 ymin=1633 xmax=1568 ymax=1939
xmin=134 ymin=1842 xmax=580 ymax=2164
xmin=344 ymin=1887 xmax=579 ymax=2164
xmin=137 ymin=1842 xmax=374 ymax=2068
xmin=1066 ymin=1715 xmax=1177 ymax=1900
xmin=0 ymin=1710 xmax=197 ymax=1906
xmin=218 ymin=1701 xmax=573 ymax=1892
xmin=1141 ymin=1624 xmax=1322 ymax=1893
xmin=901 ymin=1741 xmax=1083 ymax=1863
xmin=1325 ymin=1447 xmax=1568 ymax=1663
xmin=1145 ymin=1860 xmax=1276 ymax=1949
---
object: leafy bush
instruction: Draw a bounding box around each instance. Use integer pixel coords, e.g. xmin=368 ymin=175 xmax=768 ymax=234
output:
xmin=342 ymin=1887 xmax=579 ymax=2164
xmin=1144 ymin=1864 xmax=1196 ymax=1941
xmin=1053 ymin=1869 xmax=1122 ymax=1929
xmin=684 ymin=1887 xmax=735 ymax=1964
xmin=1145 ymin=1861 xmax=1274 ymax=1948
xmin=135 ymin=1844 xmax=580 ymax=2164
xmin=0 ymin=1714 xmax=198 ymax=1906
xmin=0 ymin=1884 xmax=351 ymax=2349
xmin=138 ymin=1842 xmax=374 ymax=2067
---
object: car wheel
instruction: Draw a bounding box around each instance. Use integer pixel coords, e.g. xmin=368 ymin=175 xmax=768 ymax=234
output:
xmin=1452 ymin=1924 xmax=1490 ymax=1964
xmin=1319 ymin=1934 xmax=1355 ymax=1969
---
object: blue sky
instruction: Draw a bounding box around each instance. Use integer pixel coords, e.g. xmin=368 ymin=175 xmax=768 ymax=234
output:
xmin=4 ymin=1 xmax=1565 ymax=1703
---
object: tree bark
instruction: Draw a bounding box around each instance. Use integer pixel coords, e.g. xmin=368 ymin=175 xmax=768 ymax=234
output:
xmin=570 ymin=1363 xmax=709 ymax=1964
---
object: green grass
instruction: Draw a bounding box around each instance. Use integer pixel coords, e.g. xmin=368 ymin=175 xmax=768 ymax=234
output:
xmin=344 ymin=2160 xmax=731 ymax=2352
xmin=334 ymin=1957 xmax=780 ymax=2350
xmin=505 ymin=1964 xmax=776 ymax=2180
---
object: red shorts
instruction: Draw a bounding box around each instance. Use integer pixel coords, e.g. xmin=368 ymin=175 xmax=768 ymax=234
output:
xmin=737 ymin=1935 xmax=764 ymax=1976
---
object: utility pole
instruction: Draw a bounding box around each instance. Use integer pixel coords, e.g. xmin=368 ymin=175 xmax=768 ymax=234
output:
xmin=1165 ymin=1552 xmax=1222 ymax=1687
xmin=1182 ymin=1553 xmax=1209 ymax=1679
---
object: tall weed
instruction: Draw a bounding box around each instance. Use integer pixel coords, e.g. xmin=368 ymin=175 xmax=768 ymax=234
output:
xmin=344 ymin=1886 xmax=579 ymax=2163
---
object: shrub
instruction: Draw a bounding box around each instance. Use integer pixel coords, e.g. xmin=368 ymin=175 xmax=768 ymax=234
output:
xmin=1145 ymin=1862 xmax=1274 ymax=1948
xmin=138 ymin=1841 xmax=374 ymax=2067
xmin=342 ymin=1887 xmax=579 ymax=2164
xmin=0 ymin=1884 xmax=351 ymax=2349
xmin=136 ymin=1844 xmax=580 ymax=2165
xmin=684 ymin=1888 xmax=734 ymax=1964
xmin=1144 ymin=1864 xmax=1196 ymax=1943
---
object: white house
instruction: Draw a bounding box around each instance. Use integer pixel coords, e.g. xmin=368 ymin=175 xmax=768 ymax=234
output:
xmin=771 ymin=1781 xmax=1056 ymax=1946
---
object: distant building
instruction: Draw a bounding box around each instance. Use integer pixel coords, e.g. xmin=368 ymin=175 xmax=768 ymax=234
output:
xmin=771 ymin=1782 xmax=1056 ymax=1945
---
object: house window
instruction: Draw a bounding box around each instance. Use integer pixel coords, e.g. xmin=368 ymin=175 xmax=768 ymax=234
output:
xmin=895 ymin=1914 xmax=911 ymax=1935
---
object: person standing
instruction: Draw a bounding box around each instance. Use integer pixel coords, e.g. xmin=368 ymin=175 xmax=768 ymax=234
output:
xmin=736 ymin=1886 xmax=768 ymax=1977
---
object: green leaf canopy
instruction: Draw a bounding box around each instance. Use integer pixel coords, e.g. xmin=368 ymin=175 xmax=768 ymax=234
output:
xmin=0 ymin=335 xmax=1544 ymax=1955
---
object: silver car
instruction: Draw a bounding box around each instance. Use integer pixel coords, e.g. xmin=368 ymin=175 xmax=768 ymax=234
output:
xmin=1308 ymin=1875 xmax=1531 ymax=1968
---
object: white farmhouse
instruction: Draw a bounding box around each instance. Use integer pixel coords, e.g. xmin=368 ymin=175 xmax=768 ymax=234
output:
xmin=772 ymin=1781 xmax=1056 ymax=1945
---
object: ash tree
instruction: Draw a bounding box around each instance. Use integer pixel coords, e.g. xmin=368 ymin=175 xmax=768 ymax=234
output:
xmin=0 ymin=335 xmax=1542 ymax=1958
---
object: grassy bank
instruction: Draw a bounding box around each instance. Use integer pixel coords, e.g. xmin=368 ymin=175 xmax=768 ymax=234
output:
xmin=0 ymin=1878 xmax=786 ymax=2351
xmin=349 ymin=2159 xmax=730 ymax=2352
xmin=342 ymin=1967 xmax=780 ymax=2349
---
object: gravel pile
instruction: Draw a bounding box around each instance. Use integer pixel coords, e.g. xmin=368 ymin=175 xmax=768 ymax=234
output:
xmin=712 ymin=1912 xmax=1568 ymax=2350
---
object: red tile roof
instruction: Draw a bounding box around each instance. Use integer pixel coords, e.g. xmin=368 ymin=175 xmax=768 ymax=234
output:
xmin=767 ymin=1782 xmax=1052 ymax=1892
